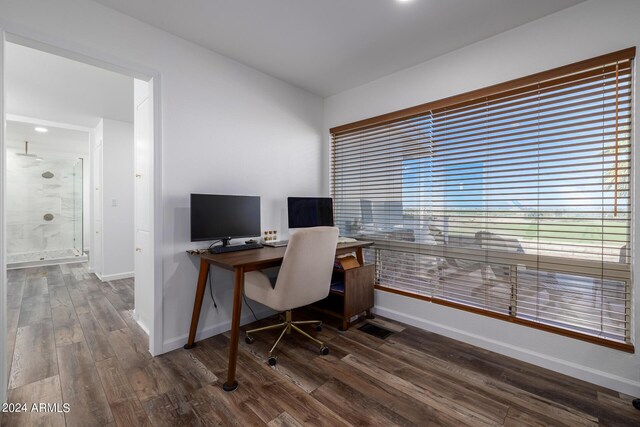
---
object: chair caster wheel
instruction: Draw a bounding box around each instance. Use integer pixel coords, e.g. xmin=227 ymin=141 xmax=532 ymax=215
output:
xmin=268 ymin=356 xmax=277 ymax=366
xmin=245 ymin=336 xmax=254 ymax=344
xmin=315 ymin=324 xmax=322 ymax=332
xmin=320 ymin=346 xmax=329 ymax=356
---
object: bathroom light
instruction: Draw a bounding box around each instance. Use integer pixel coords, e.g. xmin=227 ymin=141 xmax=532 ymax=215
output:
xmin=397 ymin=0 xmax=413 ymax=3
xmin=35 ymin=127 xmax=48 ymax=133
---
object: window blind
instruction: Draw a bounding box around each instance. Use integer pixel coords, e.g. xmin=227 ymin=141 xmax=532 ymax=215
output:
xmin=331 ymin=48 xmax=635 ymax=351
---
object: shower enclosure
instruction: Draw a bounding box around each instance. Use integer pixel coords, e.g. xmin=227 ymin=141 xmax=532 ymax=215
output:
xmin=6 ymin=153 xmax=86 ymax=268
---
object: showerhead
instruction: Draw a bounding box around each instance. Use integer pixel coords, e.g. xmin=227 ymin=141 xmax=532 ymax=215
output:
xmin=16 ymin=141 xmax=43 ymax=161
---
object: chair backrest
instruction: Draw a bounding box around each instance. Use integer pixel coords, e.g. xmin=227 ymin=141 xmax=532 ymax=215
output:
xmin=272 ymin=226 xmax=339 ymax=309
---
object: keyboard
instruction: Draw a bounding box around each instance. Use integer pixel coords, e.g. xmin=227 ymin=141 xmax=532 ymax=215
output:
xmin=262 ymin=237 xmax=356 ymax=247
xmin=210 ymin=243 xmax=263 ymax=254
xmin=262 ymin=240 xmax=289 ymax=247
xmin=337 ymin=236 xmax=357 ymax=243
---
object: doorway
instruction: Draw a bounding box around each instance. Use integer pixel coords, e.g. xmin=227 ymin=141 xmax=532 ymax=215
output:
xmin=0 ymin=30 xmax=161 ymax=405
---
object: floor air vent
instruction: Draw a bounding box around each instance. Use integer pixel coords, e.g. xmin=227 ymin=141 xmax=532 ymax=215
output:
xmin=358 ymin=323 xmax=393 ymax=339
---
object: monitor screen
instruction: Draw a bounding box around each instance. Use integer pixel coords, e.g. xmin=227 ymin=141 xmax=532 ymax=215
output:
xmin=288 ymin=197 xmax=334 ymax=228
xmin=190 ymin=194 xmax=261 ymax=242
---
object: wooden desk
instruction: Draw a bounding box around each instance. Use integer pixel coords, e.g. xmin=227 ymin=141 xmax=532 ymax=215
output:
xmin=185 ymin=240 xmax=373 ymax=391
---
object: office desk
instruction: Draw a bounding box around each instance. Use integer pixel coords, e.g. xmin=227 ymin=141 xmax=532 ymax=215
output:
xmin=185 ymin=240 xmax=373 ymax=391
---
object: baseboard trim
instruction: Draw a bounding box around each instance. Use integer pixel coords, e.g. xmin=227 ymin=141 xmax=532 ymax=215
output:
xmin=132 ymin=310 xmax=150 ymax=335
xmin=162 ymin=308 xmax=273 ymax=354
xmin=373 ymin=305 xmax=640 ymax=396
xmin=98 ymin=271 xmax=134 ymax=282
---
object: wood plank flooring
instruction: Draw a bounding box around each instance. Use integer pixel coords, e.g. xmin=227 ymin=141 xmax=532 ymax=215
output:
xmin=3 ymin=262 xmax=640 ymax=426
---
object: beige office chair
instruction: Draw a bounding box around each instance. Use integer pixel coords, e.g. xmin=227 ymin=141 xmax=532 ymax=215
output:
xmin=244 ymin=226 xmax=339 ymax=366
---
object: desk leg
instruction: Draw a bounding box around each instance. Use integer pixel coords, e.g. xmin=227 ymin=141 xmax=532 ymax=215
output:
xmin=184 ymin=259 xmax=209 ymax=349
xmin=355 ymin=247 xmax=364 ymax=265
xmin=223 ymin=266 xmax=244 ymax=392
xmin=358 ymin=247 xmax=375 ymax=319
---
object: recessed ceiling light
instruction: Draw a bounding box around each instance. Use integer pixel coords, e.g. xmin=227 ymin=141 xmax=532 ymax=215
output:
xmin=35 ymin=127 xmax=48 ymax=133
xmin=397 ymin=0 xmax=413 ymax=3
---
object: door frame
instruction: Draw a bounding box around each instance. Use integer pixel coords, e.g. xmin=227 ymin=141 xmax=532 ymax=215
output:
xmin=92 ymin=139 xmax=104 ymax=276
xmin=0 ymin=28 xmax=7 ymax=405
xmin=0 ymin=27 xmax=164 ymax=372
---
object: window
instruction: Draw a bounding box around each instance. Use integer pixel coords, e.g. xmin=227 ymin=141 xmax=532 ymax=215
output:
xmin=331 ymin=48 xmax=634 ymax=351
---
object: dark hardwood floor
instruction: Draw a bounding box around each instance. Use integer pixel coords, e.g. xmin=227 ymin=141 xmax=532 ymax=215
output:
xmin=3 ymin=262 xmax=639 ymax=426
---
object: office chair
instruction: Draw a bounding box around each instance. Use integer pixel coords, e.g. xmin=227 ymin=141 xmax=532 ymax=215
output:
xmin=243 ymin=226 xmax=339 ymax=366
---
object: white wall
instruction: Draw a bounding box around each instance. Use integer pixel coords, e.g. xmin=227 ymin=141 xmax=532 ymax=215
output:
xmin=102 ymin=118 xmax=134 ymax=279
xmin=90 ymin=118 xmax=134 ymax=281
xmin=325 ymin=0 xmax=640 ymax=396
xmin=0 ymin=0 xmax=324 ymax=353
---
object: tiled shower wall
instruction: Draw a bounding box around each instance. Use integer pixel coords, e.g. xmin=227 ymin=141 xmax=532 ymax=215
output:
xmin=7 ymin=153 xmax=82 ymax=255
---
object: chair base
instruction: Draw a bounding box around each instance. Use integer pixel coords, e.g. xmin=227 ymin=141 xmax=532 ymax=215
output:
xmin=245 ymin=311 xmax=328 ymax=363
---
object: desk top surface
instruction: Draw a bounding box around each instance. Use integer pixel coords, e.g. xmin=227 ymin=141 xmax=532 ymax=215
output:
xmin=197 ymin=240 xmax=373 ymax=271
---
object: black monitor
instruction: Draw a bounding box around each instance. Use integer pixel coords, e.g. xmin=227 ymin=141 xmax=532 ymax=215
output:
xmin=288 ymin=197 xmax=334 ymax=228
xmin=190 ymin=194 xmax=261 ymax=246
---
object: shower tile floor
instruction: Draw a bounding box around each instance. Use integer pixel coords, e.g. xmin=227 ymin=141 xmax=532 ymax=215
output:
xmin=7 ymin=248 xmax=87 ymax=268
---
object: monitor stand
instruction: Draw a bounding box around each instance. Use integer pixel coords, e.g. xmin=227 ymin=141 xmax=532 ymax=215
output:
xmin=208 ymin=237 xmax=230 ymax=253
xmin=209 ymin=237 xmax=263 ymax=254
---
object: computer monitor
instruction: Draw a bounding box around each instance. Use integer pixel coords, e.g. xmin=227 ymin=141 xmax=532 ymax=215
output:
xmin=190 ymin=194 xmax=261 ymax=246
xmin=288 ymin=197 xmax=334 ymax=228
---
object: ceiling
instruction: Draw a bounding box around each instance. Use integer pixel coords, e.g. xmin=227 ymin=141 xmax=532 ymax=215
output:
xmin=6 ymin=120 xmax=90 ymax=155
xmin=5 ymin=42 xmax=133 ymax=128
xmin=91 ymin=0 xmax=585 ymax=96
